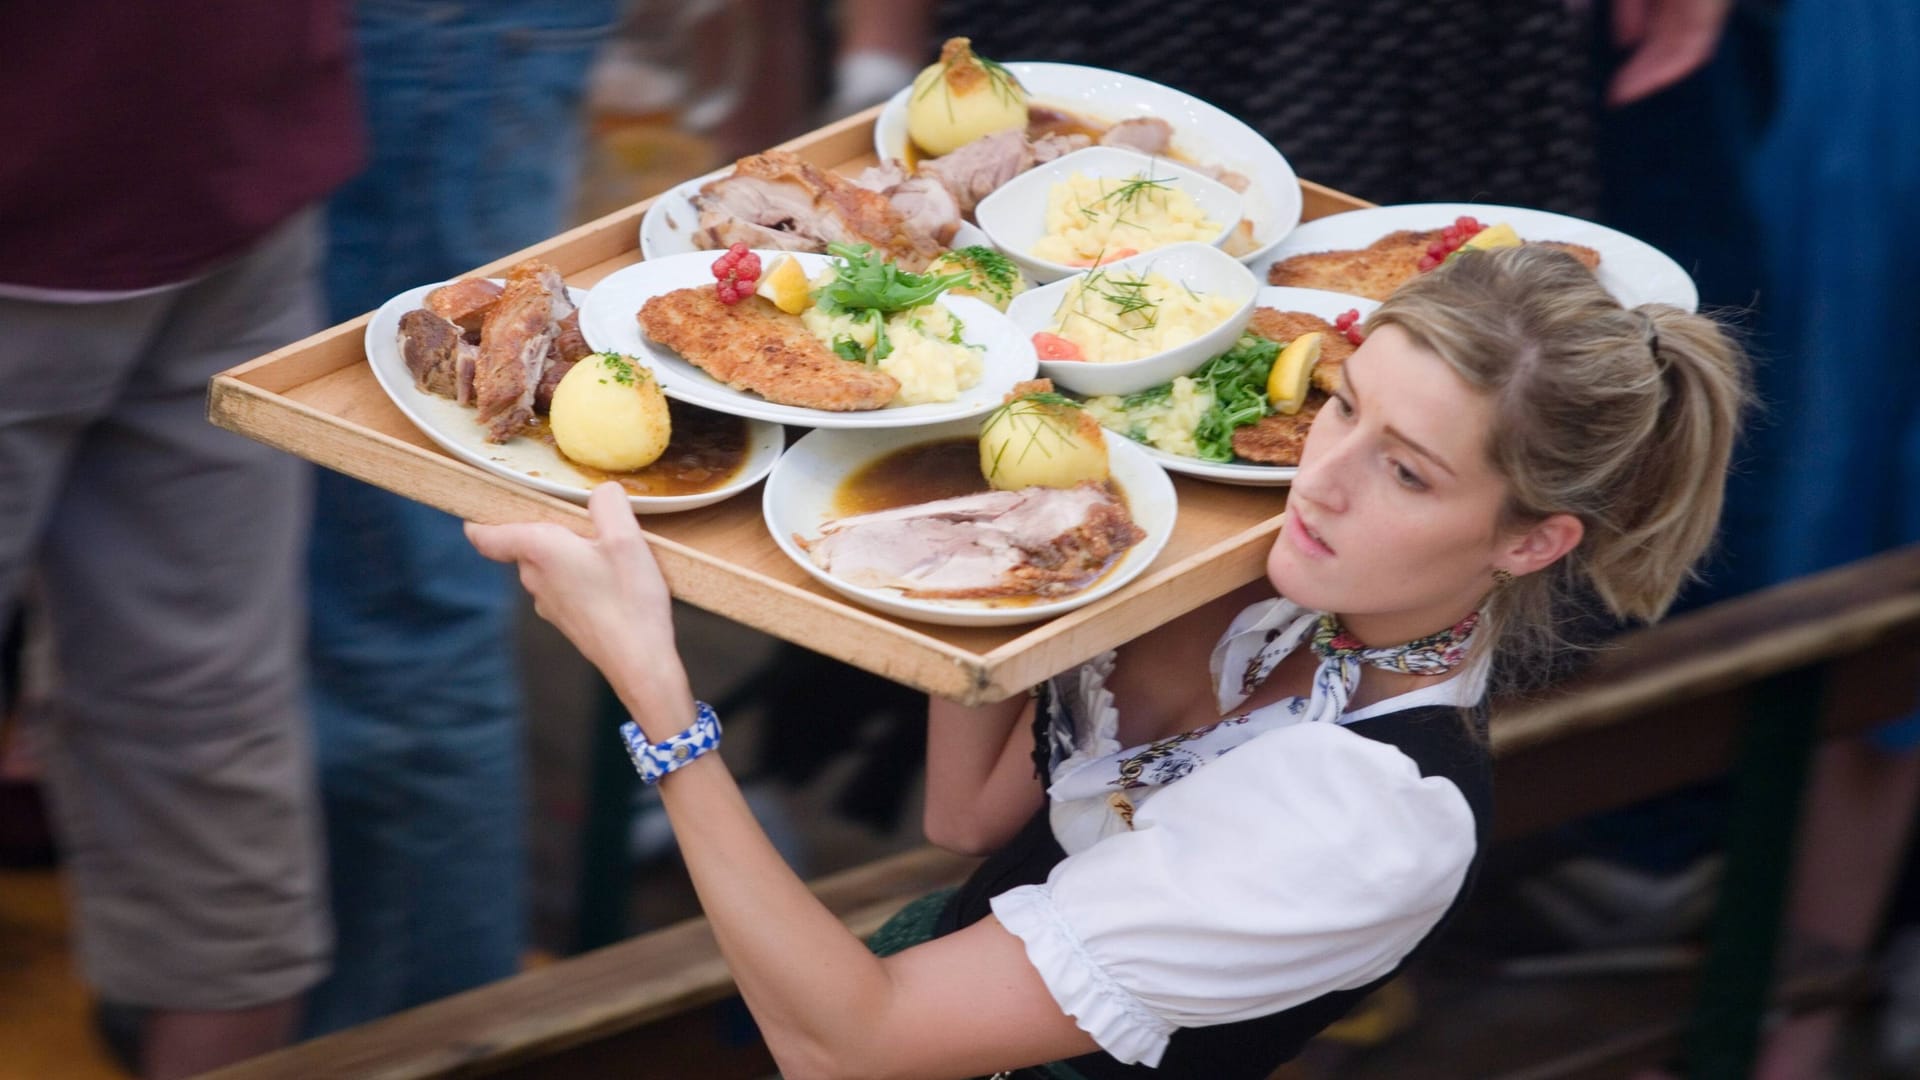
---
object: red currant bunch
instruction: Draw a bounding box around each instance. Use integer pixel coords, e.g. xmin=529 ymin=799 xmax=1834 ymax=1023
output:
xmin=711 ymin=243 xmax=762 ymax=305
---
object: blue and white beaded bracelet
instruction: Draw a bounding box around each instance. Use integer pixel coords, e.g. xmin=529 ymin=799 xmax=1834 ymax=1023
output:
xmin=619 ymin=701 xmax=722 ymax=785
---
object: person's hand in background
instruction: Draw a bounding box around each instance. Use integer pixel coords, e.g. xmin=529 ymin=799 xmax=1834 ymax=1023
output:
xmin=826 ymin=0 xmax=935 ymax=118
xmin=1608 ymin=0 xmax=1735 ymax=106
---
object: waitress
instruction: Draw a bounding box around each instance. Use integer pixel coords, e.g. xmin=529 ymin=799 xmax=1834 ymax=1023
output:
xmin=468 ymin=245 xmax=1749 ymax=1078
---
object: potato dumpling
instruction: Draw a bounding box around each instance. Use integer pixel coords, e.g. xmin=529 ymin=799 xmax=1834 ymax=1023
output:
xmin=549 ymin=353 xmax=671 ymax=472
xmin=907 ymin=37 xmax=1028 ymax=157
xmin=979 ymin=390 xmax=1109 ymax=491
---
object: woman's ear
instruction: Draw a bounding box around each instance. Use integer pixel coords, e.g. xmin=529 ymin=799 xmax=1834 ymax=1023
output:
xmin=1499 ymin=513 xmax=1583 ymax=578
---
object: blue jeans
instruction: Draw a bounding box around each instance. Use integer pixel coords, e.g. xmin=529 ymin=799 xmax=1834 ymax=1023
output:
xmin=304 ymin=0 xmax=618 ymax=1036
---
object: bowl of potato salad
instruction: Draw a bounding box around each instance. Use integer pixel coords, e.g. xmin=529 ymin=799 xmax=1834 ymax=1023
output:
xmin=1004 ymin=242 xmax=1259 ymax=396
xmin=975 ymin=146 xmax=1243 ymax=284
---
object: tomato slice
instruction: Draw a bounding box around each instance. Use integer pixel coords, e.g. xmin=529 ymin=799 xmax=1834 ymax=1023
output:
xmin=1031 ymin=332 xmax=1085 ymax=362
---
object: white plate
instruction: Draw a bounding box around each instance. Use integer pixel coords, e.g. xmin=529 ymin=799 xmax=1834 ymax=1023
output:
xmin=764 ymin=418 xmax=1177 ymax=626
xmin=1095 ymin=286 xmax=1380 ymax=487
xmin=875 ymin=62 xmax=1303 ymax=269
xmin=639 ymin=165 xmax=993 ymax=260
xmin=366 ymin=280 xmax=784 ymax=512
xmin=1262 ymin=203 xmax=1700 ymax=312
xmin=578 ymin=250 xmax=1038 ymax=429
xmin=974 ymin=146 xmax=1243 ymax=284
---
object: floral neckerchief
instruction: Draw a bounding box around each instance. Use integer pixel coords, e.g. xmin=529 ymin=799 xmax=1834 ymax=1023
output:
xmin=1046 ymin=599 xmax=1482 ymax=813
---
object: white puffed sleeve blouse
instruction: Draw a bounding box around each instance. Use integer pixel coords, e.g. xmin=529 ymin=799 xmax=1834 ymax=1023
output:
xmin=988 ymin=598 xmax=1485 ymax=1067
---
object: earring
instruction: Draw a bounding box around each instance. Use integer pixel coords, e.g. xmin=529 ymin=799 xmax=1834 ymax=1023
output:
xmin=1492 ymin=568 xmax=1515 ymax=587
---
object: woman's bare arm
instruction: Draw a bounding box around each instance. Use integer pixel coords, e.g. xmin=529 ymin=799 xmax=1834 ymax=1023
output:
xmin=924 ymin=693 xmax=1046 ymax=854
xmin=467 ymin=486 xmax=1096 ymax=1079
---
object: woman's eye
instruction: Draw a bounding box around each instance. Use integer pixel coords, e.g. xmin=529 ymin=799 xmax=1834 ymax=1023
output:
xmin=1392 ymin=460 xmax=1428 ymax=491
xmin=1333 ymin=395 xmax=1355 ymax=419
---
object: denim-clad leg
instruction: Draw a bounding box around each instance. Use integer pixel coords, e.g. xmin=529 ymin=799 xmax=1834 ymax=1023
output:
xmin=304 ymin=0 xmax=618 ymax=1035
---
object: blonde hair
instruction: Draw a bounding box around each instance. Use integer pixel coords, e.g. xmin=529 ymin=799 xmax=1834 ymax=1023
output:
xmin=1368 ymin=245 xmax=1751 ymax=673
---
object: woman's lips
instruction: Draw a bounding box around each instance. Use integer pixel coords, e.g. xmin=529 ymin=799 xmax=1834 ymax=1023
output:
xmin=1286 ymin=510 xmax=1335 ymax=557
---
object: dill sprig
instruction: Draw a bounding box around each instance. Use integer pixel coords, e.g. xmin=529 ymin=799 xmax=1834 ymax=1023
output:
xmin=1060 ymin=267 xmax=1160 ymax=340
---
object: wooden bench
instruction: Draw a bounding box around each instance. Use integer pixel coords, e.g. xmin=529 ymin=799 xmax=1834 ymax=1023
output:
xmin=207 ymin=543 xmax=1920 ymax=1080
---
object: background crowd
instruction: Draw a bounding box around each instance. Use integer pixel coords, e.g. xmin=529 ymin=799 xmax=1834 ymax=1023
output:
xmin=0 ymin=0 xmax=1913 ymax=1077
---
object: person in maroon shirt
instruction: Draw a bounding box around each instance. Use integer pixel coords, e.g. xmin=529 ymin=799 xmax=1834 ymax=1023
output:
xmin=0 ymin=3 xmax=362 ymax=1076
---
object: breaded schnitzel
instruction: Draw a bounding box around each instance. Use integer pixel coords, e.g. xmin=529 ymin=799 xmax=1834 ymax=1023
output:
xmin=639 ymin=287 xmax=899 ymax=411
xmin=1266 ymin=228 xmax=1603 ymax=300
xmin=1246 ymin=308 xmax=1356 ymax=395
xmin=1231 ymin=392 xmax=1325 ymax=466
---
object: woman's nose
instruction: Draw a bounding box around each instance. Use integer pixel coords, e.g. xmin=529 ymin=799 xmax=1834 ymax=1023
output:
xmin=1292 ymin=430 xmax=1353 ymax=513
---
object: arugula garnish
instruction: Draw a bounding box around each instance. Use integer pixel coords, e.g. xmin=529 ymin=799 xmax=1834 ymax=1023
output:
xmin=814 ymin=244 xmax=971 ymax=365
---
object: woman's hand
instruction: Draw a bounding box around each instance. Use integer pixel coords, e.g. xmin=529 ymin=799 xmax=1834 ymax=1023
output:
xmin=466 ymin=483 xmax=694 ymax=736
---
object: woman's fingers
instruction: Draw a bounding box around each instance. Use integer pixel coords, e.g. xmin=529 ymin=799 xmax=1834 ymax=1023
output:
xmin=588 ymin=482 xmax=642 ymax=544
xmin=466 ymin=520 xmax=546 ymax=564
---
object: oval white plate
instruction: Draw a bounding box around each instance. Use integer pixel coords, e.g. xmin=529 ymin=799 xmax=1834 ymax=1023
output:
xmin=366 ymin=280 xmax=783 ymax=512
xmin=764 ymin=418 xmax=1177 ymax=627
xmin=974 ymin=146 xmax=1243 ymax=284
xmin=578 ymin=250 xmax=1038 ymax=429
xmin=1093 ymin=286 xmax=1380 ymax=487
xmin=1262 ymin=203 xmax=1699 ymax=312
xmin=875 ymin=62 xmax=1302 ymax=270
xmin=1006 ymin=242 xmax=1260 ymax=397
xmin=639 ymin=166 xmax=993 ymax=260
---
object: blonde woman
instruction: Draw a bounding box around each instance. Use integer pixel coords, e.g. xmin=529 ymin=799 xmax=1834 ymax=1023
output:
xmin=468 ymin=246 xmax=1748 ymax=1079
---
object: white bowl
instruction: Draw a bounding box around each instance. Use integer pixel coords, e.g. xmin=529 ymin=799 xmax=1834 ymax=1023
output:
xmin=763 ymin=418 xmax=1176 ymax=627
xmin=365 ymin=280 xmax=785 ymax=513
xmin=975 ymin=146 xmax=1243 ymax=284
xmin=874 ymin=61 xmax=1303 ymax=270
xmin=1004 ymin=243 xmax=1259 ymax=397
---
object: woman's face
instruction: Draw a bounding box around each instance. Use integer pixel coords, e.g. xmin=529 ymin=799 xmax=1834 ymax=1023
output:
xmin=1267 ymin=324 xmax=1524 ymax=642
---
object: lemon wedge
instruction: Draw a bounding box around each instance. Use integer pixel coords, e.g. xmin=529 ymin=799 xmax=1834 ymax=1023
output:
xmin=1463 ymin=222 xmax=1521 ymax=250
xmin=755 ymin=254 xmax=812 ymax=315
xmin=1267 ymin=332 xmax=1324 ymax=415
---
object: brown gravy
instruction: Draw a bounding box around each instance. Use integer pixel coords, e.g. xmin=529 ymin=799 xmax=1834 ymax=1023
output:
xmin=529 ymin=400 xmax=751 ymax=497
xmin=833 ymin=437 xmax=988 ymax=517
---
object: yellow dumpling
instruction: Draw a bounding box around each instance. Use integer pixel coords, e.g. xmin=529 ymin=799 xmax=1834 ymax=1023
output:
xmin=907 ymin=38 xmax=1028 ymax=157
xmin=548 ymin=353 xmax=671 ymax=472
xmin=979 ymin=393 xmax=1109 ymax=491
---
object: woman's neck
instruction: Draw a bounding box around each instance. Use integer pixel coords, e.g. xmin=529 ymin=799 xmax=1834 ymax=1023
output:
xmin=1336 ymin=601 xmax=1482 ymax=651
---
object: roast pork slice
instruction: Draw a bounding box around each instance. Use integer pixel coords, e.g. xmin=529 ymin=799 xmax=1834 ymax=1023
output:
xmin=853 ymin=161 xmax=908 ymax=192
xmin=424 ymin=278 xmax=504 ymax=334
xmin=801 ymin=483 xmax=1145 ymax=600
xmin=1030 ymin=132 xmax=1093 ymax=164
xmin=473 ymin=260 xmax=572 ymax=442
xmin=397 ymin=308 xmax=464 ymax=399
xmin=691 ymin=151 xmax=944 ymax=270
xmin=884 ymin=176 xmax=961 ymax=246
xmin=919 ymin=129 xmax=1035 ymax=217
xmin=533 ymin=311 xmax=592 ymax=415
xmin=1098 ymin=117 xmax=1175 ymax=156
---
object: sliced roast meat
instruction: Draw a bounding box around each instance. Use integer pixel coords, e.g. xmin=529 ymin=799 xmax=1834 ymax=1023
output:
xmin=473 ymin=261 xmax=572 ymax=443
xmin=397 ymin=308 xmax=464 ymax=399
xmin=532 ymin=310 xmax=592 ymax=415
xmin=1098 ymin=117 xmax=1174 ymax=156
xmin=917 ymin=129 xmax=1033 ymax=217
xmin=884 ymin=176 xmax=961 ymax=245
xmin=691 ymin=150 xmax=945 ymax=270
xmin=799 ymin=483 xmax=1145 ymax=600
xmin=1029 ymin=132 xmax=1092 ymax=164
xmin=424 ymin=278 xmax=504 ymax=334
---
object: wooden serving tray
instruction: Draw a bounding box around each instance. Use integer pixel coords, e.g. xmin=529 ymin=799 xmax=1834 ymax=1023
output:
xmin=210 ymin=108 xmax=1371 ymax=705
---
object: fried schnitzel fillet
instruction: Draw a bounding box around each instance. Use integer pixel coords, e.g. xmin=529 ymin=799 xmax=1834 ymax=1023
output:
xmin=1246 ymin=308 xmax=1356 ymax=395
xmin=1231 ymin=391 xmax=1325 ymax=466
xmin=639 ymin=287 xmax=899 ymax=411
xmin=1266 ymin=228 xmax=1603 ymax=300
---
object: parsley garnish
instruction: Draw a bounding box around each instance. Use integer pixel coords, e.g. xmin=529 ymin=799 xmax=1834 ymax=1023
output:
xmin=596 ymin=352 xmax=644 ymax=387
